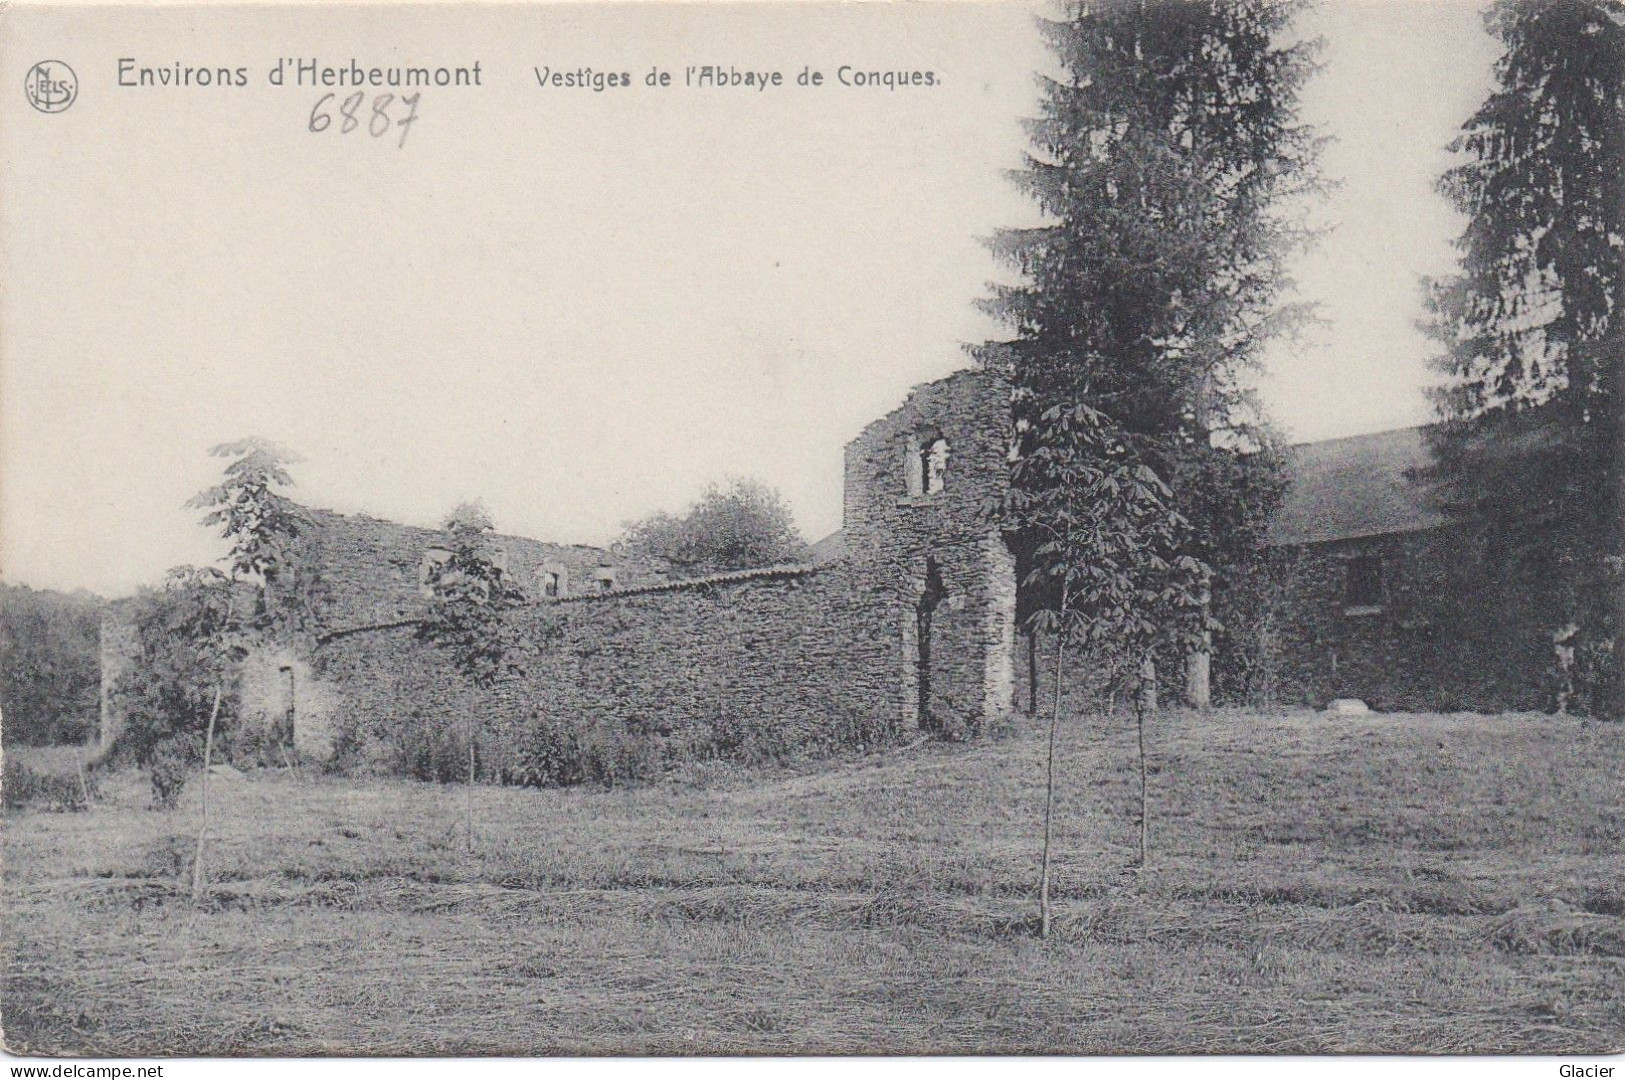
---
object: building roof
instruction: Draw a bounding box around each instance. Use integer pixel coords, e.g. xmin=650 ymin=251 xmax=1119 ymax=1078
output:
xmin=1267 ymin=426 xmax=1446 ymax=547
xmin=808 ymin=529 xmax=846 ymax=565
xmin=817 ymin=424 xmax=1446 ymax=551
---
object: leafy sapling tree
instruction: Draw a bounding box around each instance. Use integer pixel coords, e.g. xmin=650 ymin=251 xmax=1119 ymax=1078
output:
xmin=415 ymin=502 xmax=538 ymax=851
xmin=1005 ymin=402 xmax=1208 ymax=937
xmin=183 ymin=437 xmax=308 ymax=900
xmin=111 ymin=567 xmax=239 ymax=810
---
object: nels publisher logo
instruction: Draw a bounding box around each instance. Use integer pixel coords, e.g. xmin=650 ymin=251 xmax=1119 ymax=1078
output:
xmin=24 ymin=60 xmax=77 ymax=113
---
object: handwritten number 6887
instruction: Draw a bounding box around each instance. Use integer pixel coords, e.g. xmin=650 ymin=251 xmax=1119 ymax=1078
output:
xmin=309 ymin=91 xmax=421 ymax=148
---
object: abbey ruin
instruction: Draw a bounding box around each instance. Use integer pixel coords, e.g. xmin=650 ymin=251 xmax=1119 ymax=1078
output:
xmin=102 ymin=369 xmax=1021 ymax=763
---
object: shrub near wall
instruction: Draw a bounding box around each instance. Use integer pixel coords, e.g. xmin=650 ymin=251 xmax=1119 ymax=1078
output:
xmin=315 ymin=564 xmax=904 ymax=786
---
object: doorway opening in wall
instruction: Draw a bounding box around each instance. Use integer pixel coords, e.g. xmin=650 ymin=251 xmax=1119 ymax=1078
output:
xmin=916 ymin=556 xmax=947 ymax=731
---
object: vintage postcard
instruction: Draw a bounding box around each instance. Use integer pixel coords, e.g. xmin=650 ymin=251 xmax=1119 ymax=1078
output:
xmin=2 ymin=0 xmax=1621 ymax=1066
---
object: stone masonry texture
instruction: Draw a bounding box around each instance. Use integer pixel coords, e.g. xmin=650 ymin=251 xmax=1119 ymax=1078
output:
xmin=101 ymin=370 xmax=1023 ymax=773
xmin=1260 ymin=530 xmax=1553 ymax=712
xmin=99 ymin=367 xmax=1566 ymax=766
xmin=842 ymin=369 xmax=1017 ymax=735
xmin=316 ymin=562 xmax=903 ymax=773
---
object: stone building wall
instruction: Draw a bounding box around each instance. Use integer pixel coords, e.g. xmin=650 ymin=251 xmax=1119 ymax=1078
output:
xmin=236 ymin=647 xmax=339 ymax=762
xmin=842 ymin=369 xmax=1017 ymax=735
xmin=1251 ymin=424 xmax=1558 ymax=713
xmin=1005 ymin=525 xmax=1557 ymax=718
xmin=1262 ymin=529 xmax=1552 ymax=712
xmin=314 ymin=563 xmax=903 ymax=770
xmin=98 ymin=369 xmax=1024 ymax=770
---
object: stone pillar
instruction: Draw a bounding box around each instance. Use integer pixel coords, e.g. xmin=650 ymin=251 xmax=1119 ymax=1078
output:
xmin=982 ymin=532 xmax=1017 ymax=723
xmin=1184 ymin=577 xmax=1213 ymax=709
xmin=899 ymin=604 xmax=920 ymax=730
xmin=1184 ymin=644 xmax=1211 ymax=709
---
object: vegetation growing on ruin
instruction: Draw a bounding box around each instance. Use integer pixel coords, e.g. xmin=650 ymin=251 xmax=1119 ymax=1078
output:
xmin=614 ymin=477 xmax=811 ymax=578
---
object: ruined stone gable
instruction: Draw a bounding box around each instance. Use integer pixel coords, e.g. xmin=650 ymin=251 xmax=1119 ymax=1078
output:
xmin=842 ymin=369 xmax=1017 ymax=734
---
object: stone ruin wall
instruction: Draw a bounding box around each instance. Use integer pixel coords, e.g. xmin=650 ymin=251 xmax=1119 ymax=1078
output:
xmin=310 ymin=369 xmax=1021 ymax=763
xmin=99 ymin=369 xmax=1023 ymax=769
xmin=842 ymin=369 xmax=1017 ymax=734
xmin=288 ymin=507 xmax=662 ymax=629
xmin=314 ymin=562 xmax=905 ymax=768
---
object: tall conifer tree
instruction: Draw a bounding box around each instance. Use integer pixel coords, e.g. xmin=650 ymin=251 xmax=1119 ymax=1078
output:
xmin=979 ymin=0 xmax=1322 ymax=697
xmin=1425 ymin=0 xmax=1624 ymax=716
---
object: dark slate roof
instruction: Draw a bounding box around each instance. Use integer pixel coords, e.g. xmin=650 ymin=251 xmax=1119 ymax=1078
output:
xmin=1268 ymin=426 xmax=1447 ymax=546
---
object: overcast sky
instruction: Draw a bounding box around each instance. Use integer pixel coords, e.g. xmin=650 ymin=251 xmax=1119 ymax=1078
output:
xmin=1 ymin=1 xmax=1501 ymax=597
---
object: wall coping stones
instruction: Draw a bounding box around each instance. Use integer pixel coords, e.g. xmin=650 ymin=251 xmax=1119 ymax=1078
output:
xmin=312 ymin=563 xmax=830 ymax=644
xmin=550 ymin=563 xmax=823 ymax=603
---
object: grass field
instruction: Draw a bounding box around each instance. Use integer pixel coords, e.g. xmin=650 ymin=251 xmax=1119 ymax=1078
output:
xmin=3 ymin=708 xmax=1623 ymax=1056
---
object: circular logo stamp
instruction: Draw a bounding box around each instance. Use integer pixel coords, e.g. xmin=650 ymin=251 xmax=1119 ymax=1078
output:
xmin=24 ymin=60 xmax=77 ymax=114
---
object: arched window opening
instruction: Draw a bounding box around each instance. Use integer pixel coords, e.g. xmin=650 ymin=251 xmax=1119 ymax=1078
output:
xmin=904 ymin=427 xmax=948 ymax=497
xmin=537 ymin=562 xmax=568 ymax=599
xmin=418 ymin=548 xmax=452 ymax=597
xmin=925 ymin=437 xmax=949 ymax=494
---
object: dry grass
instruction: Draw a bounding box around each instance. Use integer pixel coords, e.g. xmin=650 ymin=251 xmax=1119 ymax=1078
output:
xmin=3 ymin=708 xmax=1623 ymax=1055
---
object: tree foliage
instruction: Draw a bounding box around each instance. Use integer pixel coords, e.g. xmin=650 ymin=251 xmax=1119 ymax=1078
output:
xmin=416 ymin=501 xmax=535 ymax=691
xmin=415 ymin=501 xmax=545 ymax=850
xmin=982 ymin=0 xmax=1317 ymax=929
xmin=108 ymin=567 xmax=241 ymax=806
xmin=0 ymin=583 xmax=103 ymax=746
xmin=1008 ymin=403 xmax=1211 ymax=688
xmin=1004 ymin=402 xmax=1209 ymax=929
xmin=977 ymin=0 xmax=1319 ymax=432
xmin=978 ymin=0 xmax=1317 ymax=688
xmin=614 ymin=478 xmax=810 ymax=578
xmin=1424 ymin=0 xmax=1624 ymax=716
xmin=186 ymin=437 xmax=312 ymax=632
xmin=111 ymin=438 xmax=309 ymax=809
